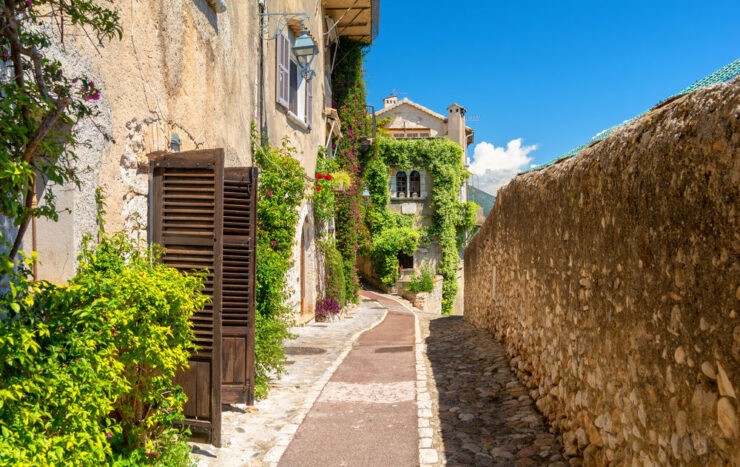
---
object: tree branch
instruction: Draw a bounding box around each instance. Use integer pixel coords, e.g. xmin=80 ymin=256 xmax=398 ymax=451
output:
xmin=7 ymin=182 xmax=35 ymax=264
xmin=22 ymin=98 xmax=69 ymax=163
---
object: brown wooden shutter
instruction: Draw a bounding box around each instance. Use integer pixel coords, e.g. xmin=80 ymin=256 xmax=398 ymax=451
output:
xmin=221 ymin=167 xmax=257 ymax=405
xmin=150 ymin=149 xmax=223 ymax=447
xmin=276 ymin=32 xmax=290 ymax=108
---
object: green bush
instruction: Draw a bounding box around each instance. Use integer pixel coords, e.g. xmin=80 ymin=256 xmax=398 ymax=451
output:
xmin=370 ymin=225 xmax=420 ymax=287
xmin=253 ymin=126 xmax=308 ymax=399
xmin=406 ymin=263 xmax=435 ymax=293
xmin=0 ymin=232 xmax=204 ymax=465
xmin=321 ymin=241 xmax=346 ymax=307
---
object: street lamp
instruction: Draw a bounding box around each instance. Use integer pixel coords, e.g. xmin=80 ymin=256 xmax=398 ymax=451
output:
xmin=259 ymin=13 xmax=318 ymax=79
xmin=292 ymin=28 xmax=318 ymax=79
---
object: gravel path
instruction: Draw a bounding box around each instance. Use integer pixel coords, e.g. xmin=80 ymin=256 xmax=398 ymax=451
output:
xmin=419 ymin=315 xmax=568 ymax=466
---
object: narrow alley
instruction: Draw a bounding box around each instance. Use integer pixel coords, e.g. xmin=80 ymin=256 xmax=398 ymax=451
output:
xmin=192 ymin=290 xmax=566 ymax=466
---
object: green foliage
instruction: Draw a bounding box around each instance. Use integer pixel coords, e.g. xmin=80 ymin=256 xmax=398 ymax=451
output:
xmin=0 ymin=231 xmax=202 ymax=465
xmin=252 ymin=126 xmax=308 ymax=399
xmin=331 ymin=38 xmax=369 ymax=303
xmin=312 ymin=147 xmax=339 ymax=224
xmin=330 ymin=170 xmax=352 ymax=190
xmin=0 ymin=0 xmax=121 ymax=274
xmin=366 ymin=136 xmax=475 ymax=313
xmin=320 ymin=240 xmax=346 ymax=307
xmin=456 ymin=201 xmax=479 ymax=249
xmin=370 ymin=225 xmax=419 ymax=287
xmin=406 ymin=262 xmax=435 ymax=293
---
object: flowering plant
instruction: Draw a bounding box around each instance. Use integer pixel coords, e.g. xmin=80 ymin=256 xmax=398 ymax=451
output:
xmin=315 ymin=296 xmax=341 ymax=321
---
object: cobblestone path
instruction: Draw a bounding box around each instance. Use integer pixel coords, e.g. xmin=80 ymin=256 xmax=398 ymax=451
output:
xmin=190 ymin=298 xmax=386 ymax=466
xmin=419 ymin=315 xmax=568 ymax=467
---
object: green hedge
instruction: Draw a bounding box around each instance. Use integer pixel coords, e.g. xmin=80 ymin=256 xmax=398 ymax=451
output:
xmin=0 ymin=232 xmax=201 ymax=465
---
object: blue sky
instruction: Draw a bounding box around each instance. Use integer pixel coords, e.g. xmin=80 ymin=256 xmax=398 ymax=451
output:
xmin=363 ymin=0 xmax=740 ymax=194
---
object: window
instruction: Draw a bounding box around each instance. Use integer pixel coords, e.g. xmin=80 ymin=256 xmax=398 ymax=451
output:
xmin=396 ymin=172 xmax=407 ymax=198
xmin=289 ymin=60 xmax=298 ymax=114
xmin=276 ymin=30 xmax=313 ymax=129
xmin=398 ymin=252 xmax=414 ymax=269
xmin=393 ymin=133 xmax=404 ymax=138
xmin=409 ymin=171 xmax=421 ymax=197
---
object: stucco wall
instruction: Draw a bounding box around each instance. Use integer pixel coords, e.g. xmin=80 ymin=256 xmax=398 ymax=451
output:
xmin=464 ymin=79 xmax=740 ymax=464
xmin=26 ymin=0 xmax=330 ymax=319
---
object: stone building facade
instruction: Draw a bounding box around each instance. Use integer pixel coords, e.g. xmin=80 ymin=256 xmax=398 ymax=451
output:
xmin=17 ymin=0 xmax=379 ymax=324
xmin=370 ymin=96 xmax=473 ymax=313
xmin=464 ymin=78 xmax=740 ymax=464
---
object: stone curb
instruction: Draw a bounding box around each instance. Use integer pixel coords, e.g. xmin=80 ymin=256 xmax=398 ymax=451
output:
xmin=265 ymin=303 xmax=390 ymax=466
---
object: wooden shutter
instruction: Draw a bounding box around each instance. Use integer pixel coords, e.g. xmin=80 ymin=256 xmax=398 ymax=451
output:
xmin=150 ymin=149 xmax=223 ymax=447
xmin=305 ymin=79 xmax=313 ymax=128
xmin=276 ymin=32 xmax=290 ymax=108
xmin=221 ymin=167 xmax=257 ymax=405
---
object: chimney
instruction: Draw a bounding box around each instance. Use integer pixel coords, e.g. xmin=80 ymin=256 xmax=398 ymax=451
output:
xmin=447 ymin=103 xmax=467 ymax=161
xmin=383 ymin=95 xmax=398 ymax=109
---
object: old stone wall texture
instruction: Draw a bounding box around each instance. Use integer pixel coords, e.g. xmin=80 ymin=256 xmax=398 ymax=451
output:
xmin=464 ymin=78 xmax=740 ymax=465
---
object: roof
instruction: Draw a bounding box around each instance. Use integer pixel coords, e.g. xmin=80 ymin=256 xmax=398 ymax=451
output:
xmin=376 ymin=97 xmax=474 ymax=134
xmin=322 ymin=0 xmax=380 ymax=44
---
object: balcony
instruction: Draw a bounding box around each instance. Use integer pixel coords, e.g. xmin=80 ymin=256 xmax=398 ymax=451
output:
xmin=322 ymin=0 xmax=380 ymax=44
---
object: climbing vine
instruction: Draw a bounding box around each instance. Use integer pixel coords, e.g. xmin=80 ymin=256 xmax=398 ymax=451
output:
xmin=330 ymin=38 xmax=370 ymax=303
xmin=251 ymin=126 xmax=308 ymax=398
xmin=367 ymin=137 xmax=478 ymax=313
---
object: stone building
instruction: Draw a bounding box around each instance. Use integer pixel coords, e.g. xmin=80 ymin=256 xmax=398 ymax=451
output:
xmin=14 ymin=0 xmax=380 ymax=324
xmin=369 ymin=96 xmax=474 ymax=313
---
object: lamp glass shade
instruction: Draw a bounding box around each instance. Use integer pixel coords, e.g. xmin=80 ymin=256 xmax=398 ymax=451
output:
xmin=293 ymin=30 xmax=317 ymax=58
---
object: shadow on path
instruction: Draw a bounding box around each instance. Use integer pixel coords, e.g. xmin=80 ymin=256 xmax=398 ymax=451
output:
xmin=425 ymin=316 xmax=567 ymax=466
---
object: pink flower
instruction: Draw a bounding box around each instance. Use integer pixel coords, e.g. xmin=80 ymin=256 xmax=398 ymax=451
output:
xmin=106 ymin=432 xmax=112 ymax=439
xmin=271 ymin=240 xmax=277 ymax=247
xmin=266 ymin=189 xmax=273 ymax=197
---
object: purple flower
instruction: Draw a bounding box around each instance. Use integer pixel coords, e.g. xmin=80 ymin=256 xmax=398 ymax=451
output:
xmin=25 ymin=0 xmax=32 ymax=7
xmin=271 ymin=240 xmax=277 ymax=247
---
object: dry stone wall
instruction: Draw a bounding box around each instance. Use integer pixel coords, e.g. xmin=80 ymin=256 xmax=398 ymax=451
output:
xmin=464 ymin=78 xmax=740 ymax=465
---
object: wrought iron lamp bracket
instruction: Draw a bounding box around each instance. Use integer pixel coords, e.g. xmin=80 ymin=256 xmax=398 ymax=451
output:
xmin=259 ymin=12 xmax=310 ymax=41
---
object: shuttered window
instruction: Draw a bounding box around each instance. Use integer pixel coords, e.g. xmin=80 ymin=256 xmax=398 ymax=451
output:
xmin=150 ymin=149 xmax=224 ymax=447
xmin=276 ymin=31 xmax=290 ymax=108
xmin=221 ymin=167 xmax=257 ymax=405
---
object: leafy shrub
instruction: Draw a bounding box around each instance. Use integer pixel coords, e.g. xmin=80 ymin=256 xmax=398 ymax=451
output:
xmin=253 ymin=126 xmax=307 ymax=399
xmin=0 ymin=232 xmax=203 ymax=465
xmin=315 ymin=297 xmax=341 ymax=321
xmin=313 ymin=148 xmax=339 ymax=224
xmin=370 ymin=226 xmax=420 ymax=287
xmin=321 ymin=241 xmax=346 ymax=307
xmin=330 ymin=170 xmax=352 ymax=190
xmin=406 ymin=263 xmax=435 ymax=293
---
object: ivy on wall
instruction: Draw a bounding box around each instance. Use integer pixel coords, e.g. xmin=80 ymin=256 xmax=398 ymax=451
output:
xmin=330 ymin=38 xmax=370 ymax=303
xmin=251 ymin=127 xmax=308 ymax=398
xmin=366 ymin=136 xmax=478 ymax=313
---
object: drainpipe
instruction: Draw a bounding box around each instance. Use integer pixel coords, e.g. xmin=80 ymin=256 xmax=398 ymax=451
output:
xmin=258 ymin=0 xmax=266 ymax=143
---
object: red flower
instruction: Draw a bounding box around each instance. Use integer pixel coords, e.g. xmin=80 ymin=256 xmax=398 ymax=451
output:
xmin=325 ymin=174 xmax=333 ymax=181
xmin=316 ymin=173 xmax=323 ymax=179
xmin=316 ymin=186 xmax=321 ymax=191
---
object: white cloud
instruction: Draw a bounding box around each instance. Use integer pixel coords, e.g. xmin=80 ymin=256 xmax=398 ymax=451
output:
xmin=468 ymin=139 xmax=537 ymax=194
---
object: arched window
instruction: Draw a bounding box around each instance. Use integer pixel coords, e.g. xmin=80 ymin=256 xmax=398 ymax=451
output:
xmin=409 ymin=171 xmax=421 ymax=197
xmin=396 ymin=171 xmax=407 ymax=197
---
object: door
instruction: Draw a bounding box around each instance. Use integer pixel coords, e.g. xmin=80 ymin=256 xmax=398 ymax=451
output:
xmin=221 ymin=167 xmax=257 ymax=405
xmin=150 ymin=149 xmax=223 ymax=446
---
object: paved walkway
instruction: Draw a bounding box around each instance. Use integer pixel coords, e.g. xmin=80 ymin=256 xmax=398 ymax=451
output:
xmin=417 ymin=314 xmax=568 ymax=466
xmin=279 ymin=292 xmax=417 ymax=466
xmin=190 ymin=298 xmax=386 ymax=466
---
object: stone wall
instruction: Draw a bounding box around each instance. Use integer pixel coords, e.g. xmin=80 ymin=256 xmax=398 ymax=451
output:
xmin=464 ymin=79 xmax=740 ymax=465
